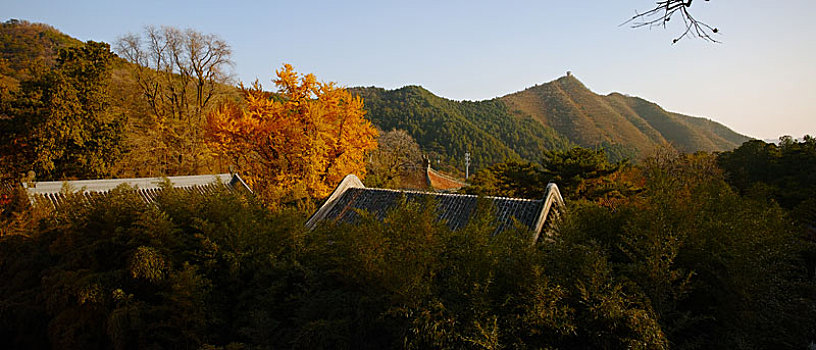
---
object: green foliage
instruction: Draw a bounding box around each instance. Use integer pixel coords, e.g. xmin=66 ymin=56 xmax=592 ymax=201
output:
xmin=0 ymin=40 xmax=124 ymax=180
xmin=298 ymin=198 xmax=668 ymax=349
xmin=541 ymin=146 xmax=621 ymax=187
xmin=0 ymin=19 xmax=82 ymax=89
xmin=352 ymin=86 xmax=572 ymax=173
xmin=1 ymin=21 xmax=241 ymax=181
xmin=559 ymin=151 xmax=816 ymax=349
xmin=718 ymin=136 xmax=816 ymax=322
xmin=0 ymin=20 xmax=810 ymax=349
xmin=0 ymin=20 xmax=750 ymax=183
xmin=0 ymin=185 xmax=300 ymax=349
xmin=2 ymin=149 xmax=815 ymax=348
xmin=466 ymin=146 xmax=641 ymax=203
xmin=719 ymin=136 xmax=816 ymax=213
xmin=0 ymin=185 xmax=671 ymax=349
xmin=355 ymin=76 xmax=749 ymax=175
xmin=466 ymin=160 xmax=547 ymax=198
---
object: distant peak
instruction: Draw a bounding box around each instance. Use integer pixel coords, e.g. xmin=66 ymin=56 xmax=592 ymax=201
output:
xmin=554 ymin=73 xmax=588 ymax=89
xmin=511 ymin=73 xmax=588 ymax=96
xmin=399 ymin=85 xmax=429 ymax=92
xmin=557 ymin=73 xmax=580 ymax=82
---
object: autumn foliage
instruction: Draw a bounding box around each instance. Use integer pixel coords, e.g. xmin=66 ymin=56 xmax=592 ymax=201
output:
xmin=205 ymin=64 xmax=378 ymax=205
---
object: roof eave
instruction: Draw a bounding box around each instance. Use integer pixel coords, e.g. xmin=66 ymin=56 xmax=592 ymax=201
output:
xmin=531 ymin=183 xmax=565 ymax=243
xmin=305 ymin=174 xmax=365 ymax=230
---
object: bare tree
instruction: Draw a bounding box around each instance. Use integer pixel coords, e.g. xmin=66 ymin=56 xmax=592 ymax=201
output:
xmin=115 ymin=26 xmax=233 ymax=175
xmin=368 ymin=129 xmax=423 ymax=188
xmin=625 ymin=0 xmax=719 ymax=43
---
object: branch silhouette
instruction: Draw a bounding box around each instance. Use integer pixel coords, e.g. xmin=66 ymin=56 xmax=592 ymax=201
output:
xmin=623 ymin=0 xmax=719 ymax=44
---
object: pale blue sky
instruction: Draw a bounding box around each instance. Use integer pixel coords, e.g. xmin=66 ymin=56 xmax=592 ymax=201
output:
xmin=4 ymin=0 xmax=815 ymax=139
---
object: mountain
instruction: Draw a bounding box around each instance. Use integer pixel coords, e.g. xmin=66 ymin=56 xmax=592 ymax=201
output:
xmin=351 ymin=85 xmax=573 ymax=172
xmin=502 ymin=75 xmax=749 ymax=156
xmin=354 ymin=75 xmax=750 ymax=171
xmin=1 ymin=19 xmax=750 ymax=175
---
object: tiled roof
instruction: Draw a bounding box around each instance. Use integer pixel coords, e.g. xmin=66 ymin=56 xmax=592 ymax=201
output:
xmin=23 ymin=173 xmax=251 ymax=208
xmin=306 ymin=174 xmax=564 ymax=241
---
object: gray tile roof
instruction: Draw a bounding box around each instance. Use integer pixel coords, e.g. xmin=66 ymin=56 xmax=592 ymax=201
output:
xmin=306 ymin=174 xmax=564 ymax=242
xmin=23 ymin=173 xmax=251 ymax=208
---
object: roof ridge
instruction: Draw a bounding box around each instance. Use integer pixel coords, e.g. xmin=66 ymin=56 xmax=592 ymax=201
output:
xmin=356 ymin=187 xmax=542 ymax=202
xmin=23 ymin=173 xmax=252 ymax=208
xmin=24 ymin=173 xmax=236 ymax=194
xmin=307 ymin=174 xmax=566 ymax=242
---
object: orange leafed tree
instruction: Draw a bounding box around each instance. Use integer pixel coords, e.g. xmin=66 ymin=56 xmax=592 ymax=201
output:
xmin=206 ymin=64 xmax=378 ymax=205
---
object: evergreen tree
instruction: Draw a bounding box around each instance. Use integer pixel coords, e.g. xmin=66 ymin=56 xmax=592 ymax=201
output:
xmin=0 ymin=41 xmax=123 ymax=180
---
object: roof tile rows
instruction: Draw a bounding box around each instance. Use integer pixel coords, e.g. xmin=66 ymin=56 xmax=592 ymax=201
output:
xmin=322 ymin=187 xmax=545 ymax=233
xmin=24 ymin=173 xmax=251 ymax=208
xmin=307 ymin=174 xmax=564 ymax=241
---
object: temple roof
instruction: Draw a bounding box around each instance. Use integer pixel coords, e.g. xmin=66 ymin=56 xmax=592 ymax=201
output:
xmin=306 ymin=174 xmax=564 ymax=242
xmin=23 ymin=173 xmax=251 ymax=208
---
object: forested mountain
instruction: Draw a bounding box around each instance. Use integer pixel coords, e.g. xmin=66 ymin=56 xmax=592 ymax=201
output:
xmin=351 ymin=86 xmax=572 ymax=172
xmin=355 ymin=75 xmax=751 ymax=171
xmin=1 ymin=19 xmax=750 ymax=179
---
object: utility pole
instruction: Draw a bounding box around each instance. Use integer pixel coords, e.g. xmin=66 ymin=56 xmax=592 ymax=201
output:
xmin=465 ymin=152 xmax=470 ymax=180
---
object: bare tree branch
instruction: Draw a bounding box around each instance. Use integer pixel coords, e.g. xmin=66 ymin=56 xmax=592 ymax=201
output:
xmin=623 ymin=0 xmax=720 ymax=44
xmin=114 ymin=26 xmax=233 ymax=175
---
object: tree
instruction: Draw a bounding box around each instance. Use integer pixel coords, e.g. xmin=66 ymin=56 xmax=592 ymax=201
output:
xmin=0 ymin=19 xmax=82 ymax=91
xmin=626 ymin=0 xmax=719 ymax=43
xmin=541 ymin=147 xmax=621 ymax=187
xmin=366 ymin=129 xmax=422 ymax=188
xmin=205 ymin=64 xmax=378 ymax=206
xmin=557 ymin=150 xmax=816 ymax=349
xmin=718 ymin=136 xmax=816 ymax=211
xmin=465 ymin=160 xmax=546 ymax=199
xmin=464 ymin=147 xmax=640 ymax=203
xmin=0 ymin=41 xmax=123 ymax=180
xmin=115 ymin=26 xmax=233 ymax=175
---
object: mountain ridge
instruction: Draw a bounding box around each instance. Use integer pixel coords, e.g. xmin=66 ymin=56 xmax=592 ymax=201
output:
xmin=1 ymin=19 xmax=751 ymax=175
xmin=353 ymin=74 xmax=751 ymax=171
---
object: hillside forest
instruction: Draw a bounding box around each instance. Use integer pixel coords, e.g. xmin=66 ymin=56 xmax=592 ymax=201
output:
xmin=1 ymin=20 xmax=815 ymax=349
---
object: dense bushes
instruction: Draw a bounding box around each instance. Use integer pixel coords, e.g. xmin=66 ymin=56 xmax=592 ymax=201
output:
xmin=1 ymin=147 xmax=814 ymax=349
xmin=562 ymin=150 xmax=815 ymax=349
xmin=0 ymin=188 xmax=666 ymax=349
xmin=0 ymin=186 xmax=301 ymax=348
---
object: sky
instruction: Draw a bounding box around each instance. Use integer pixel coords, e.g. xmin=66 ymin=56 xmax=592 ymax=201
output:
xmin=4 ymin=0 xmax=815 ymax=139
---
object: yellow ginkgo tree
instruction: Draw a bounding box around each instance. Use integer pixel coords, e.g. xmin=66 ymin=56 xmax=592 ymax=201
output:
xmin=206 ymin=64 xmax=378 ymax=205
